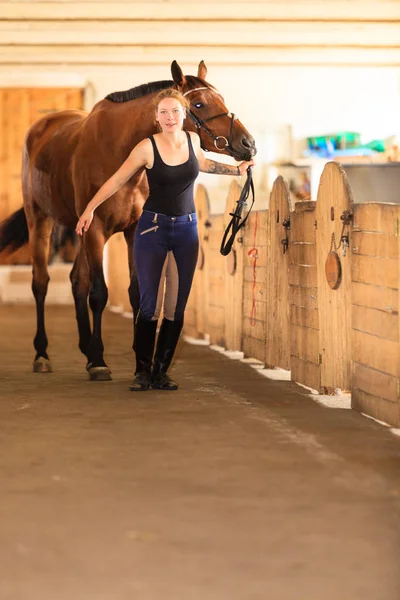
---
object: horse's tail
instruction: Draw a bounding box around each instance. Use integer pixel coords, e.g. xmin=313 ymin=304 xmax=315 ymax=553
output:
xmin=0 ymin=207 xmax=29 ymax=254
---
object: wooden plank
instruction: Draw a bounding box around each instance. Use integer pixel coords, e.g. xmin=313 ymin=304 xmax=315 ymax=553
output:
xmin=353 ymin=362 xmax=399 ymax=405
xmin=353 ymin=329 xmax=399 ymax=378
xmin=352 ymin=304 xmax=398 ymax=343
xmin=352 ymin=388 xmax=400 ymax=428
xmin=291 ymin=356 xmax=320 ymax=393
xmin=242 ymin=318 xmax=265 ymax=342
xmin=2 ymin=2 xmax=400 ymax=22
xmin=290 ymin=305 xmax=319 ymax=330
xmin=352 ymin=254 xmax=398 ymax=289
xmin=290 ymin=323 xmax=319 ymax=364
xmin=289 ymin=242 xmax=316 ymax=266
xmin=243 ymin=282 xmax=266 ymax=302
xmin=244 ymin=265 xmax=267 ymax=285
xmin=290 ymin=212 xmax=316 ymax=243
xmin=289 ymin=285 xmax=318 ymax=309
xmin=353 ymin=203 xmax=400 ymax=234
xmin=288 ymin=264 xmax=317 ymax=287
xmin=351 ymin=231 xmax=398 ymax=260
xmin=6 ymin=21 xmax=400 ymax=47
xmin=3 ymin=46 xmax=400 ymax=68
xmin=243 ymin=298 xmax=267 ymax=321
xmin=208 ymin=270 xmax=224 ymax=285
xmin=242 ymin=337 xmax=265 ymax=363
xmin=352 ymin=281 xmax=398 ymax=313
xmin=244 ymin=247 xmax=268 ymax=269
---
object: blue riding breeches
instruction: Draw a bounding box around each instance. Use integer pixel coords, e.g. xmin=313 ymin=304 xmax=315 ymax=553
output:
xmin=133 ymin=210 xmax=199 ymax=322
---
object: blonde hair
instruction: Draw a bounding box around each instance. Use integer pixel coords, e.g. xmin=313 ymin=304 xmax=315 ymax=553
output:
xmin=154 ymin=89 xmax=189 ymax=110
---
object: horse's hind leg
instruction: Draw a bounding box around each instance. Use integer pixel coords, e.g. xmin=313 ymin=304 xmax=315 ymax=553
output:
xmin=124 ymin=225 xmax=140 ymax=327
xmin=70 ymin=246 xmax=92 ymax=361
xmin=29 ymin=211 xmax=53 ymax=373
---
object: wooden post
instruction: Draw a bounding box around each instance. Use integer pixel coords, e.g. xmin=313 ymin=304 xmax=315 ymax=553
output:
xmin=265 ymin=176 xmax=292 ymax=370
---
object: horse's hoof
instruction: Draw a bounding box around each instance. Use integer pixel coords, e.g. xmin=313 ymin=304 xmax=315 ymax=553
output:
xmin=88 ymin=366 xmax=112 ymax=381
xmin=33 ymin=357 xmax=53 ymax=373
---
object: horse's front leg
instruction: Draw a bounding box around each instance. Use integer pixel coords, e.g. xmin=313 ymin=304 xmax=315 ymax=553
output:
xmin=69 ymin=245 xmax=92 ymax=360
xmin=84 ymin=227 xmax=111 ymax=381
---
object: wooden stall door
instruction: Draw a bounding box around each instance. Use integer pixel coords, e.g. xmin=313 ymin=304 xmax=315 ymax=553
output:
xmin=183 ymin=184 xmax=211 ymax=339
xmin=316 ymin=162 xmax=353 ymax=393
xmin=289 ymin=201 xmax=320 ymax=392
xmin=223 ymin=180 xmax=244 ymax=351
xmin=195 ymin=185 xmax=211 ymax=339
xmin=265 ymin=176 xmax=292 ymax=370
xmin=0 ymin=87 xmax=83 ymax=264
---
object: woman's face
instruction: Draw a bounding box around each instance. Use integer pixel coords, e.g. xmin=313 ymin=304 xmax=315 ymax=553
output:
xmin=156 ymin=98 xmax=186 ymax=133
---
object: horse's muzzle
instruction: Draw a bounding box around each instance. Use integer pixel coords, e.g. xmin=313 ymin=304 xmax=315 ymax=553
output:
xmin=232 ymin=135 xmax=257 ymax=161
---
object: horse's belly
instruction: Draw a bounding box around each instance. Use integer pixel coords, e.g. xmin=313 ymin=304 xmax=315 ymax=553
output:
xmin=30 ymin=167 xmax=76 ymax=228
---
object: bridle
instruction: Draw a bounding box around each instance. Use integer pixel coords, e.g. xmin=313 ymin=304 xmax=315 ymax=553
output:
xmin=183 ymin=86 xmax=255 ymax=256
xmin=183 ymin=86 xmax=236 ymax=157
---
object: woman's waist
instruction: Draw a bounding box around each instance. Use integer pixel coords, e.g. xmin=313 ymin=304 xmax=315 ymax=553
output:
xmin=140 ymin=210 xmax=197 ymax=223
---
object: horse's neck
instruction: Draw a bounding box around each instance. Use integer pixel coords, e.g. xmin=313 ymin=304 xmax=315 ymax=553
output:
xmin=97 ymin=95 xmax=195 ymax=156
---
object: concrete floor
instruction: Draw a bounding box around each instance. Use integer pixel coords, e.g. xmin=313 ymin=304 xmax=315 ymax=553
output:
xmin=0 ymin=305 xmax=399 ymax=600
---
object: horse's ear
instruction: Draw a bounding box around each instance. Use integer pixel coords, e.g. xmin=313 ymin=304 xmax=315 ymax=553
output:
xmin=171 ymin=61 xmax=186 ymax=87
xmin=197 ymin=60 xmax=207 ymax=80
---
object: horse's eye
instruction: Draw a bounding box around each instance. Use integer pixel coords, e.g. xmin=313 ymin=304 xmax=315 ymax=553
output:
xmin=194 ymin=102 xmax=203 ymax=109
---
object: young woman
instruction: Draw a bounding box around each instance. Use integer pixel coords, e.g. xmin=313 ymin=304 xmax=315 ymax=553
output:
xmin=76 ymin=89 xmax=255 ymax=392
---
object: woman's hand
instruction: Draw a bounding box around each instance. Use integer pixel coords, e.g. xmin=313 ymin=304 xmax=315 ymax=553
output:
xmin=237 ymin=159 xmax=256 ymax=176
xmin=75 ymin=209 xmax=94 ymax=236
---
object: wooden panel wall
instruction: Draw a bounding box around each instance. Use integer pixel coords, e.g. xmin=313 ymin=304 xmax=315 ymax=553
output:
xmin=207 ymin=212 xmax=226 ymax=346
xmin=223 ymin=181 xmax=244 ymax=352
xmin=242 ymin=210 xmax=268 ymax=361
xmin=351 ymin=203 xmax=400 ymax=426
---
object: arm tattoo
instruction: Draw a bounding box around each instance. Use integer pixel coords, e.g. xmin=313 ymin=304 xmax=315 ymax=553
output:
xmin=204 ymin=160 xmax=238 ymax=175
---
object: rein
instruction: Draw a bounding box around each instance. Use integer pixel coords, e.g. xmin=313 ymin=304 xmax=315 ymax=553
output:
xmin=220 ymin=167 xmax=255 ymax=256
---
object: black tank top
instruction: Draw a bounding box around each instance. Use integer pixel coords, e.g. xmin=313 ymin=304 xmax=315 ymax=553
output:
xmin=143 ymin=131 xmax=199 ymax=216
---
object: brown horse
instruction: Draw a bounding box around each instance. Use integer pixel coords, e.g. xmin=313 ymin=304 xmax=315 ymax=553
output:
xmin=0 ymin=60 xmax=256 ymax=380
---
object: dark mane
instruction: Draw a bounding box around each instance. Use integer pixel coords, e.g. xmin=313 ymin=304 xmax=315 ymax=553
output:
xmin=105 ymin=80 xmax=175 ymax=103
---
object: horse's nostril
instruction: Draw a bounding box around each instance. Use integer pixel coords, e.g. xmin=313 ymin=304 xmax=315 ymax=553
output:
xmin=242 ymin=137 xmax=252 ymax=149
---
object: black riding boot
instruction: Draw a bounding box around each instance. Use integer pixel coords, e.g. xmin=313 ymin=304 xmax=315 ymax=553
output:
xmin=129 ymin=316 xmax=158 ymax=392
xmin=151 ymin=318 xmax=184 ymax=390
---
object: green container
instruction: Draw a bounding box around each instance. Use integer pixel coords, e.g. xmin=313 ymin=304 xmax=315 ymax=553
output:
xmin=308 ymin=132 xmax=361 ymax=151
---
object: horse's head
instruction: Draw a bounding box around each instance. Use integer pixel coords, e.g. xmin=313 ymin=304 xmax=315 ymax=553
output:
xmin=171 ymin=61 xmax=257 ymax=161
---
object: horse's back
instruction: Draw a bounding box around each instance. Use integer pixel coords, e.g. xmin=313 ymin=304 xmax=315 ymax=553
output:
xmin=23 ymin=109 xmax=88 ymax=227
xmin=25 ymin=109 xmax=87 ymax=156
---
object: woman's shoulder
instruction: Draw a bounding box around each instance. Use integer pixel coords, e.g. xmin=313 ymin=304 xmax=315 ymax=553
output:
xmin=187 ymin=130 xmax=200 ymax=142
xmin=187 ymin=130 xmax=200 ymax=148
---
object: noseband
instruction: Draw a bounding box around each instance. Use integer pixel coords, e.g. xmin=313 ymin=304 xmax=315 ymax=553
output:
xmin=183 ymin=87 xmax=236 ymax=156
